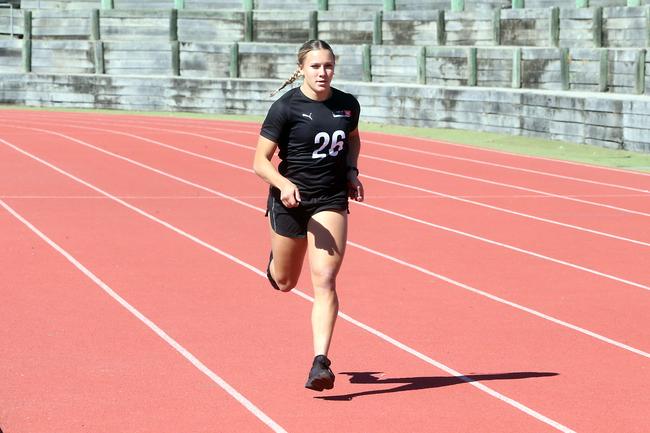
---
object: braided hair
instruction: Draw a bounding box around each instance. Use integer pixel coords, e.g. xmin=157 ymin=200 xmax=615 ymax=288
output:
xmin=270 ymin=39 xmax=335 ymax=97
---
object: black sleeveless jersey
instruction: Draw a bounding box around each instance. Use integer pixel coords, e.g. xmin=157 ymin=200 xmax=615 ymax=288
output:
xmin=260 ymin=87 xmax=360 ymax=201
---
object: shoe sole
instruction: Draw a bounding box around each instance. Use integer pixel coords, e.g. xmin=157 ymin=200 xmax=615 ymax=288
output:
xmin=305 ymin=374 xmax=334 ymax=392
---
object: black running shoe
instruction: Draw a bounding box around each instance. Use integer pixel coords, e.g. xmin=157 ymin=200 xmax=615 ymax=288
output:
xmin=305 ymin=355 xmax=335 ymax=391
xmin=266 ymin=251 xmax=280 ymax=291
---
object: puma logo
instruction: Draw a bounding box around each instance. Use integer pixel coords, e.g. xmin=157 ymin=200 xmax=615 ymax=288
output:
xmin=302 ymin=113 xmax=313 ymax=121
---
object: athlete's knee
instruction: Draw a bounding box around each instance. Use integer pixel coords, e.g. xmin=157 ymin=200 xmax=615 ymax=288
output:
xmin=311 ymin=267 xmax=339 ymax=291
xmin=273 ymin=270 xmax=299 ymax=292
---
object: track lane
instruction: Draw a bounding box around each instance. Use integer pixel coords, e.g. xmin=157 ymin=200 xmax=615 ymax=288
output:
xmin=3 ymin=109 xmax=649 ymax=193
xmin=2 ymin=125 xmax=644 ymax=324
xmin=0 ymin=201 xmax=280 ymax=433
xmin=4 ymin=115 xmax=648 ymax=247
xmin=3 ymin=125 xmax=649 ymax=351
xmin=0 ymin=133 xmax=577 ymax=432
xmin=1 ymin=120 xmax=648 ymax=428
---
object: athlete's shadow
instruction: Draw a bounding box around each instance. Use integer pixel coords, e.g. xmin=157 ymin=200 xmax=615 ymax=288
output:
xmin=308 ymin=216 xmax=342 ymax=256
xmin=315 ymin=371 xmax=559 ymax=401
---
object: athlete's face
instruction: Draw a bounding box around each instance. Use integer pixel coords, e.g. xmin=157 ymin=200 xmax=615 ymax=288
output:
xmin=300 ymin=49 xmax=335 ymax=100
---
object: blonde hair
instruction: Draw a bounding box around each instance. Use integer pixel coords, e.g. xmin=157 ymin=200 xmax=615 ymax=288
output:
xmin=270 ymin=39 xmax=335 ymax=97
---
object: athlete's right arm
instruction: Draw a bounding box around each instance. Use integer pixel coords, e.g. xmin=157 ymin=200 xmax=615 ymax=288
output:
xmin=253 ymin=135 xmax=301 ymax=208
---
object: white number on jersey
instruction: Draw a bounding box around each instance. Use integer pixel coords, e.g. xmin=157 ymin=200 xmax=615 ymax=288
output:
xmin=312 ymin=130 xmax=346 ymax=159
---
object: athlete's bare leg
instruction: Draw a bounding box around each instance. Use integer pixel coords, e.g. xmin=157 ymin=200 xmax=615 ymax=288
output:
xmin=269 ymin=225 xmax=308 ymax=292
xmin=307 ymin=210 xmax=347 ymax=357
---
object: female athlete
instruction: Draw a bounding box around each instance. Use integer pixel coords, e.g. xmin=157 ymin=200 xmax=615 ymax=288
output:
xmin=253 ymin=39 xmax=364 ymax=392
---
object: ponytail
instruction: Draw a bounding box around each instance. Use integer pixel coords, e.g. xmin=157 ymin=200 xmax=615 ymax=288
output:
xmin=270 ymin=68 xmax=302 ymax=97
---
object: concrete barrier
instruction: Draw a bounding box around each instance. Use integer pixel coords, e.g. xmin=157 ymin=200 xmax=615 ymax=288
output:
xmin=501 ymin=7 xmax=553 ymax=47
xmin=99 ymin=9 xmax=172 ymax=41
xmin=0 ymin=39 xmax=22 ymax=72
xmin=318 ymin=10 xmax=374 ymax=44
xmin=31 ymin=39 xmax=95 ymax=73
xmin=2 ymin=72 xmax=649 ymax=151
xmin=103 ymin=40 xmax=172 ymax=75
xmin=179 ymin=41 xmax=232 ymax=78
xmin=382 ymin=10 xmax=443 ymax=45
xmin=370 ymin=44 xmax=420 ymax=82
xmin=445 ymin=9 xmax=498 ymax=46
xmin=602 ymin=6 xmax=649 ymax=47
xmin=177 ymin=10 xmax=246 ymax=42
xmin=252 ymin=10 xmax=312 ymax=43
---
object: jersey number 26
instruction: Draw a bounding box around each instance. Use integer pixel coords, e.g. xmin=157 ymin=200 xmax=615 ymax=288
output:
xmin=312 ymin=130 xmax=345 ymax=159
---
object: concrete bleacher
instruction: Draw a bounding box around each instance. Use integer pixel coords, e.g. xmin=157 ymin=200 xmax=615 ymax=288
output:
xmin=1 ymin=0 xmax=650 ymax=151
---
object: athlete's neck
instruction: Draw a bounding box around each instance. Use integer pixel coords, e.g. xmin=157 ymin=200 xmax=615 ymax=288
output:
xmin=300 ymin=84 xmax=332 ymax=102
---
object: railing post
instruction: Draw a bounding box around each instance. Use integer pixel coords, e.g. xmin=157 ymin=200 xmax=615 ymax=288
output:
xmin=170 ymin=8 xmax=178 ymax=41
xmin=244 ymin=10 xmax=253 ymax=42
xmin=373 ymin=11 xmax=383 ymax=45
xmin=230 ymin=42 xmax=239 ymax=78
xmin=309 ymin=10 xmax=318 ymax=41
xmin=451 ymin=0 xmax=464 ymax=13
xmin=560 ymin=47 xmax=570 ymax=90
xmin=550 ymin=7 xmax=560 ymax=48
xmin=468 ymin=47 xmax=477 ymax=86
xmin=512 ymin=47 xmax=522 ymax=88
xmin=383 ymin=0 xmax=395 ymax=11
xmin=492 ymin=8 xmax=501 ymax=45
xmin=171 ymin=41 xmax=180 ymax=76
xmin=599 ymin=49 xmax=609 ymax=92
xmin=593 ymin=7 xmax=603 ymax=48
xmin=22 ymin=10 xmax=32 ymax=73
xmin=362 ymin=44 xmax=372 ymax=82
xmin=635 ymin=49 xmax=646 ymax=94
xmin=436 ymin=10 xmax=445 ymax=45
xmin=94 ymin=41 xmax=105 ymax=74
xmin=417 ymin=46 xmax=426 ymax=84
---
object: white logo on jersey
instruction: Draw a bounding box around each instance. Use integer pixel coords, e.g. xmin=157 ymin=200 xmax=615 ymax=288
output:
xmin=302 ymin=113 xmax=313 ymax=121
xmin=332 ymin=110 xmax=352 ymax=118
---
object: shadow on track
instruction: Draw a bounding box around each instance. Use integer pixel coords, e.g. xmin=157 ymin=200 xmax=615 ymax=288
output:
xmin=315 ymin=371 xmax=559 ymax=401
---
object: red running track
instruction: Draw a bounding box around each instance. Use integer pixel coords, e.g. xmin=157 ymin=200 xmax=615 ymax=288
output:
xmin=1 ymin=109 xmax=649 ymax=433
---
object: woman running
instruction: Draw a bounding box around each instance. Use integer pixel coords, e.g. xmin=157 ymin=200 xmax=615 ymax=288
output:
xmin=253 ymin=39 xmax=364 ymax=392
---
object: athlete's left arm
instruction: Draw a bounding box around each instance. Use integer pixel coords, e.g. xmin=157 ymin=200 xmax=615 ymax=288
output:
xmin=347 ymin=128 xmax=364 ymax=202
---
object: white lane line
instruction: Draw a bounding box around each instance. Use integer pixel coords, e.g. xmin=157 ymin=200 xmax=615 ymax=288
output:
xmin=0 ymin=140 xmax=576 ymax=433
xmin=6 ymin=115 xmax=648 ymax=195
xmin=11 ymin=124 xmax=650 ymax=292
xmin=2 ymin=134 xmax=649 ymax=361
xmin=7 ymin=117 xmax=649 ymax=217
xmin=4 ymin=121 xmax=649 ymax=247
xmin=363 ymin=153 xmax=650 ymax=218
xmin=7 ymin=110 xmax=650 ymax=181
xmin=0 ymin=195 xmax=266 ymax=200
xmin=0 ymin=198 xmax=288 ymax=433
xmin=359 ymin=162 xmax=650 ymax=247
xmin=347 ymin=241 xmax=650 ymax=360
xmin=363 ymin=139 xmax=650 ymax=194
xmin=356 ymin=197 xmax=650 ymax=293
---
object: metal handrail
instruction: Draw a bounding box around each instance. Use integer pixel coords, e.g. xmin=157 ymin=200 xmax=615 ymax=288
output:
xmin=0 ymin=1 xmax=15 ymax=38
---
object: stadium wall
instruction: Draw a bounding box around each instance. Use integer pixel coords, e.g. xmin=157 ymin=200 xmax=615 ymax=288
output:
xmin=1 ymin=72 xmax=649 ymax=152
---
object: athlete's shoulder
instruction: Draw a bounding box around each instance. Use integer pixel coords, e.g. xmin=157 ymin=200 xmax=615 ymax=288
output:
xmin=331 ymin=87 xmax=359 ymax=104
xmin=274 ymin=87 xmax=302 ymax=105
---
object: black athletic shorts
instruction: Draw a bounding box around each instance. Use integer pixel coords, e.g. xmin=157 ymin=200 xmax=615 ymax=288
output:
xmin=266 ymin=188 xmax=348 ymax=238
